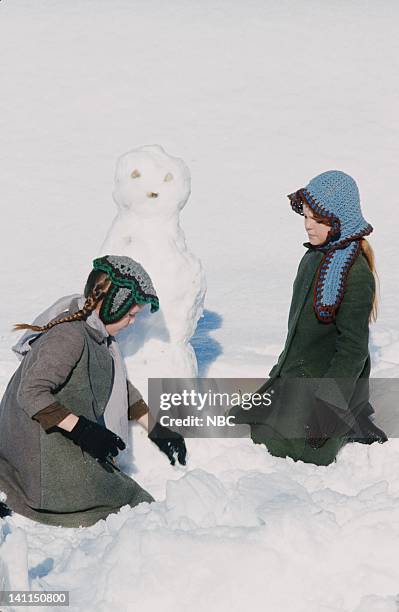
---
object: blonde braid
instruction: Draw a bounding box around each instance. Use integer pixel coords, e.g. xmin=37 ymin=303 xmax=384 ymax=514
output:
xmin=13 ymin=274 xmax=112 ymax=333
xmin=360 ymin=238 xmax=379 ymax=323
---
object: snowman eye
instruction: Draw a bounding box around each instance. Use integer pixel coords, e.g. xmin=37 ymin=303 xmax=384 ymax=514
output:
xmin=164 ymin=172 xmax=173 ymax=182
xmin=131 ymin=169 xmax=141 ymax=179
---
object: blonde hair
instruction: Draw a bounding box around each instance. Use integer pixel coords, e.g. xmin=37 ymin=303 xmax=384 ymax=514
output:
xmin=13 ymin=272 xmax=112 ymax=333
xmin=360 ymin=238 xmax=379 ymax=323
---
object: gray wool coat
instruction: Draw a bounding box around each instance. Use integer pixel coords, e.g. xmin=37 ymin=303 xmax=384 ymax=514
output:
xmin=0 ymin=301 xmax=154 ymax=528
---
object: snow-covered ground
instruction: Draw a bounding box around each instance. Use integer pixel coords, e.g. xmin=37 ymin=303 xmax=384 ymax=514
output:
xmin=1 ymin=1 xmax=399 ymax=611
xmin=3 ymin=434 xmax=399 ymax=612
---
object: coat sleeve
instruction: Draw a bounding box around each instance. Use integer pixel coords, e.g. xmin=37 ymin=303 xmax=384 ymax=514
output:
xmin=32 ymin=402 xmax=72 ymax=431
xmin=314 ymin=259 xmax=375 ymax=413
xmin=127 ymin=379 xmax=149 ymax=420
xmin=17 ymin=322 xmax=85 ymax=419
xmin=267 ymin=253 xmax=309 ymax=378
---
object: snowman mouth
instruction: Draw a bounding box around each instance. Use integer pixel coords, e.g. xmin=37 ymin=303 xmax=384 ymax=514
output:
xmin=147 ymin=192 xmax=159 ymax=198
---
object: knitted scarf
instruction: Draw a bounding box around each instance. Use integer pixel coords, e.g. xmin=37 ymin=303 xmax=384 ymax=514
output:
xmin=288 ymin=170 xmax=373 ymax=323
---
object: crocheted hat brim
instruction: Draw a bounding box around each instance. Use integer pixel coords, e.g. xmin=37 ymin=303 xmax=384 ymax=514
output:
xmin=92 ymin=256 xmax=159 ymax=324
xmin=288 ymin=188 xmax=342 ymax=246
xmin=287 ymin=188 xmax=373 ymax=250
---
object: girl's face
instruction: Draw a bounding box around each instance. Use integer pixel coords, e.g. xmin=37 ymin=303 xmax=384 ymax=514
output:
xmin=96 ymin=302 xmax=145 ymax=335
xmin=303 ymin=203 xmax=331 ymax=246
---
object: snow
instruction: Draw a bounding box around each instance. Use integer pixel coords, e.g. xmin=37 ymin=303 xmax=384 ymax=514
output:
xmin=1 ymin=0 xmax=399 ymax=610
xmin=3 ymin=436 xmax=399 ymax=612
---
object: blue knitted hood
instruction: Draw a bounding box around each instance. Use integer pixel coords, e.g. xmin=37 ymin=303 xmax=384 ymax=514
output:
xmin=288 ymin=170 xmax=373 ymax=322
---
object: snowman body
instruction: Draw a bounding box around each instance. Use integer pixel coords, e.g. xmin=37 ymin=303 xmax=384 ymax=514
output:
xmin=99 ymin=145 xmax=206 ymax=394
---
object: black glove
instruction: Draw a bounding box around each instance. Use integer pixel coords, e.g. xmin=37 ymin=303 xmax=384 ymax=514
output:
xmin=58 ymin=416 xmax=126 ymax=461
xmin=305 ymin=399 xmax=347 ymax=450
xmin=148 ymin=423 xmax=187 ymax=466
xmin=0 ymin=502 xmax=12 ymax=518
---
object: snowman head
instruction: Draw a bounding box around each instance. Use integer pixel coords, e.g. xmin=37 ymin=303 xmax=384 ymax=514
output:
xmin=112 ymin=145 xmax=191 ymax=219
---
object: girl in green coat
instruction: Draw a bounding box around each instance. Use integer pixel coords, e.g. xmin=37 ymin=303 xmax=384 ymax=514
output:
xmin=0 ymin=255 xmax=186 ymax=526
xmin=233 ymin=170 xmax=387 ymax=466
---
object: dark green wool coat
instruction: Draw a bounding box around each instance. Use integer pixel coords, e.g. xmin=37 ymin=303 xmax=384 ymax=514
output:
xmin=0 ymin=308 xmax=153 ymax=528
xmin=233 ymin=246 xmax=375 ymax=466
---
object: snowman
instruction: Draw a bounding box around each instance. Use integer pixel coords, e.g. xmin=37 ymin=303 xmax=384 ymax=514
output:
xmin=99 ymin=145 xmax=206 ymax=397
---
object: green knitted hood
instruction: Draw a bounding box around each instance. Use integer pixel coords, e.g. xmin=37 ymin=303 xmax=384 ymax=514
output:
xmin=93 ymin=255 xmax=159 ymax=324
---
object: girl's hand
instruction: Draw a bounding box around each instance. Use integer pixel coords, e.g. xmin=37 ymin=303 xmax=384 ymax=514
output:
xmin=137 ymin=412 xmax=149 ymax=431
xmin=57 ymin=416 xmax=126 ymax=461
xmin=148 ymin=423 xmax=187 ymax=466
xmin=58 ymin=413 xmax=79 ymax=432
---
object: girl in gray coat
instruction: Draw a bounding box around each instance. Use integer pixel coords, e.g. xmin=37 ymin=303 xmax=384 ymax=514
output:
xmin=0 ymin=255 xmax=186 ymax=527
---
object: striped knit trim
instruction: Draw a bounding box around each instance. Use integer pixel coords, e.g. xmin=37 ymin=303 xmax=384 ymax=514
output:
xmin=313 ymin=241 xmax=361 ymax=323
